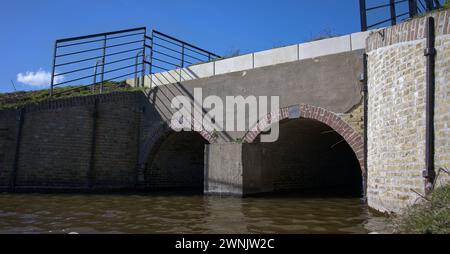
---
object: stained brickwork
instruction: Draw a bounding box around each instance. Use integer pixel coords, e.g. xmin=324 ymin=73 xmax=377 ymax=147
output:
xmin=0 ymin=110 xmax=21 ymax=188
xmin=0 ymin=92 xmax=143 ymax=191
xmin=366 ymin=10 xmax=450 ymax=213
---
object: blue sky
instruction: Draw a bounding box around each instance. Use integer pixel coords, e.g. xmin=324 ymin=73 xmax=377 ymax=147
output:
xmin=0 ymin=0 xmax=387 ymax=93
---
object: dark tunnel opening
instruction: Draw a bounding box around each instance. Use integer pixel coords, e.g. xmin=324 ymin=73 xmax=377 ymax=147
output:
xmin=145 ymin=131 xmax=207 ymax=193
xmin=250 ymin=118 xmax=363 ymax=198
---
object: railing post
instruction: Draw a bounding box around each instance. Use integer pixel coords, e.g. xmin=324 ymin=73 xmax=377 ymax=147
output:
xmin=149 ymin=31 xmax=154 ymax=88
xmin=141 ymin=28 xmax=146 ymax=88
xmin=433 ymin=0 xmax=441 ymax=8
xmin=390 ymin=0 xmax=397 ymax=25
xmin=425 ymin=0 xmax=433 ymax=11
xmin=135 ymin=51 xmax=143 ymax=87
xmin=50 ymin=41 xmax=57 ymax=97
xmin=408 ymin=0 xmax=418 ymax=18
xmin=93 ymin=61 xmax=98 ymax=93
xmin=99 ymin=35 xmax=107 ymax=94
xmin=92 ymin=59 xmax=103 ymax=93
xmin=359 ymin=0 xmax=368 ymax=31
xmin=180 ymin=44 xmax=185 ymax=82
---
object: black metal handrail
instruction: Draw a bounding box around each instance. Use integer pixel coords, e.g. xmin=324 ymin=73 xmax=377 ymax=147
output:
xmin=360 ymin=0 xmax=444 ymax=31
xmin=50 ymin=27 xmax=148 ymax=96
xmin=148 ymin=30 xmax=222 ymax=85
xmin=49 ymin=27 xmax=221 ymax=96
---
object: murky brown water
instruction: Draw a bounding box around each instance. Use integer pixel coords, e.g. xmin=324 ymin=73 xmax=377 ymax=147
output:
xmin=0 ymin=193 xmax=390 ymax=234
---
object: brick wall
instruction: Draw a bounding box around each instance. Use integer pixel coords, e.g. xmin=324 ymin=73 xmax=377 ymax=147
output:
xmin=0 ymin=110 xmax=21 ymax=188
xmin=0 ymin=92 xmax=143 ymax=191
xmin=92 ymin=98 xmax=141 ymax=188
xmin=366 ymin=9 xmax=450 ymax=213
xmin=434 ymin=27 xmax=450 ymax=189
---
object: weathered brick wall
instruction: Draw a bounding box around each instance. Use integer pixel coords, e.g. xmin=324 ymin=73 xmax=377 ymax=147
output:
xmin=366 ymin=10 xmax=450 ymax=213
xmin=339 ymin=103 xmax=364 ymax=138
xmin=0 ymin=110 xmax=21 ymax=188
xmin=434 ymin=29 xmax=450 ymax=189
xmin=16 ymin=106 xmax=92 ymax=188
xmin=0 ymin=92 xmax=143 ymax=191
xmin=92 ymin=98 xmax=141 ymax=188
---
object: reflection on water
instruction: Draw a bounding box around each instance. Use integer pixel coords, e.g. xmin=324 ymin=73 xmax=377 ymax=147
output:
xmin=0 ymin=193 xmax=390 ymax=234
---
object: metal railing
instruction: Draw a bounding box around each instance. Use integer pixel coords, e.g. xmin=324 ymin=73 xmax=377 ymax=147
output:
xmin=49 ymin=27 xmax=221 ymax=96
xmin=148 ymin=30 xmax=221 ymax=85
xmin=50 ymin=27 xmax=148 ymax=96
xmin=359 ymin=0 xmax=444 ymax=31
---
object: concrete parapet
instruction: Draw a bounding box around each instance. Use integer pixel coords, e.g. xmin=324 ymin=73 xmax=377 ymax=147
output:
xmin=214 ymin=54 xmax=254 ymax=75
xmin=254 ymin=45 xmax=298 ymax=68
xmin=127 ymin=30 xmax=372 ymax=88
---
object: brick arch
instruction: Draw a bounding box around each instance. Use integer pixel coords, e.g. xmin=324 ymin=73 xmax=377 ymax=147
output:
xmin=243 ymin=104 xmax=365 ymax=174
xmin=137 ymin=124 xmax=216 ymax=170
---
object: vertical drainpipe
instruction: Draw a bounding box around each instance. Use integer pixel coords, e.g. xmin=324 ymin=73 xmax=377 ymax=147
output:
xmin=362 ymin=54 xmax=369 ymax=201
xmin=87 ymin=98 xmax=98 ymax=190
xmin=9 ymin=107 xmax=25 ymax=192
xmin=423 ymin=17 xmax=436 ymax=195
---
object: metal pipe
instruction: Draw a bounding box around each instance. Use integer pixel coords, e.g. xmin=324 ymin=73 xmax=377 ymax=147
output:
xmin=92 ymin=59 xmax=103 ymax=93
xmin=409 ymin=0 xmax=418 ymax=17
xmin=153 ymin=30 xmax=221 ymax=58
xmin=100 ymin=35 xmax=107 ymax=94
xmin=55 ymin=47 xmax=143 ymax=68
xmin=149 ymin=31 xmax=154 ymax=88
xmin=359 ymin=0 xmax=368 ymax=31
xmin=134 ymin=50 xmax=144 ymax=87
xmin=56 ymin=27 xmax=146 ymax=43
xmin=390 ymin=0 xmax=397 ymax=25
xmin=141 ymin=28 xmax=147 ymax=88
xmin=434 ymin=0 xmax=441 ymax=8
xmin=55 ymin=39 xmax=144 ymax=58
xmin=425 ymin=0 xmax=433 ymax=11
xmin=180 ymin=44 xmax=185 ymax=82
xmin=57 ymin=31 xmax=145 ymax=48
xmin=423 ymin=17 xmax=436 ymax=194
xmin=50 ymin=41 xmax=57 ymax=96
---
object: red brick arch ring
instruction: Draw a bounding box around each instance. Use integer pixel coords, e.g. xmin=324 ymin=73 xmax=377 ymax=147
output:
xmin=243 ymin=104 xmax=365 ymax=175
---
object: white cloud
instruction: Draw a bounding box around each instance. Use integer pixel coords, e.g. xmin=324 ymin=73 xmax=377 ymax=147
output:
xmin=17 ymin=69 xmax=64 ymax=87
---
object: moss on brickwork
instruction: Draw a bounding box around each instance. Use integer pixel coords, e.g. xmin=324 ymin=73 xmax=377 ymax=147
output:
xmin=394 ymin=185 xmax=450 ymax=234
xmin=0 ymin=81 xmax=142 ymax=110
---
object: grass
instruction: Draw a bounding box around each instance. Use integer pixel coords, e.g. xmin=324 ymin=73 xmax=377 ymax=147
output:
xmin=304 ymin=28 xmax=340 ymax=43
xmin=0 ymin=81 xmax=142 ymax=110
xmin=393 ymin=185 xmax=450 ymax=234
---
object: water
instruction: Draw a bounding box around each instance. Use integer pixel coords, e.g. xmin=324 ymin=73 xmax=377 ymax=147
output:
xmin=0 ymin=193 xmax=390 ymax=234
